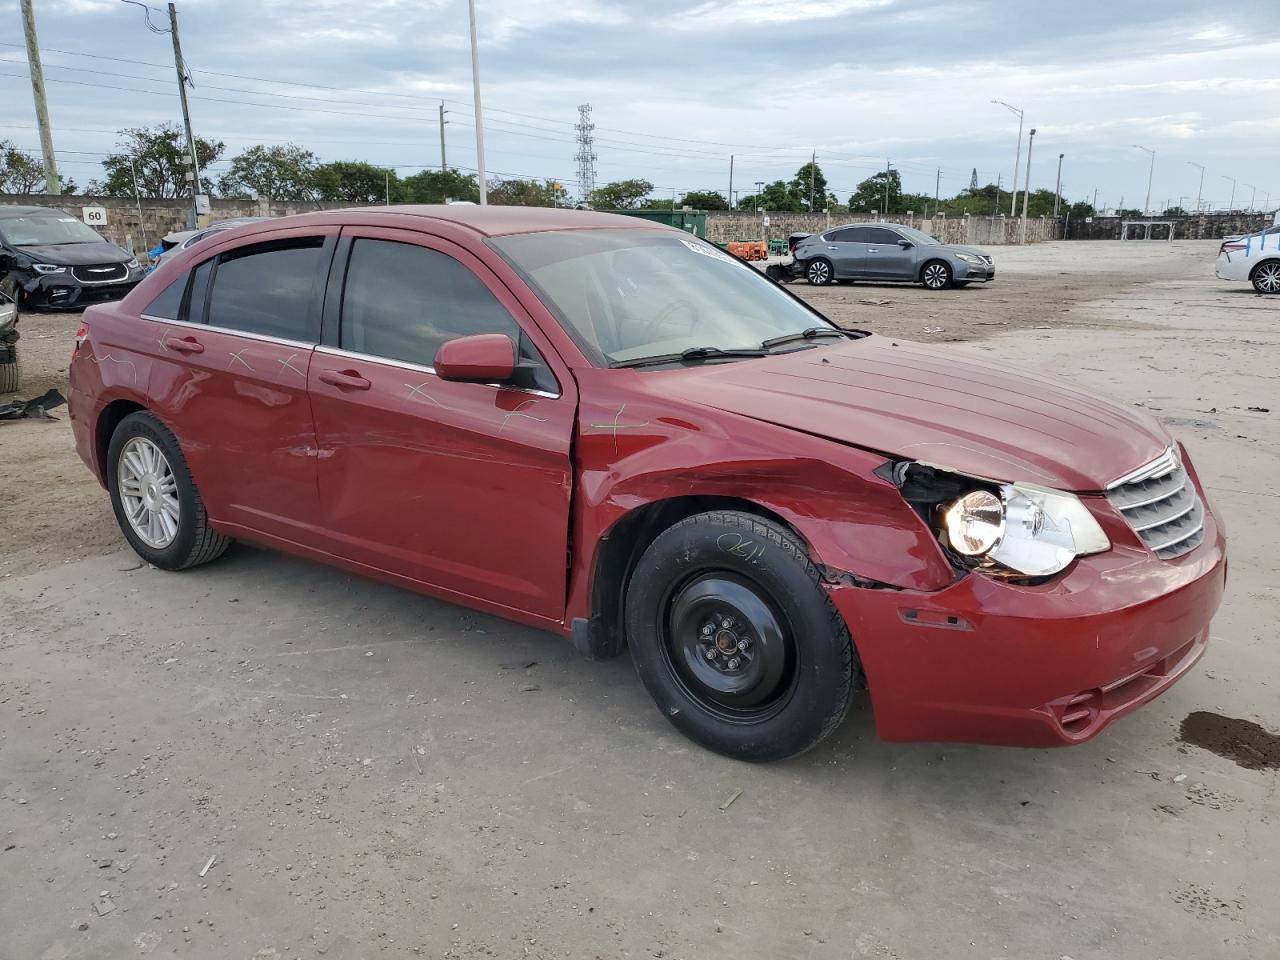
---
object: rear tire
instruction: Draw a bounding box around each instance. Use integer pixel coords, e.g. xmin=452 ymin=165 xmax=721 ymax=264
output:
xmin=1251 ymin=260 xmax=1280 ymax=294
xmin=624 ymin=510 xmax=859 ymax=761
xmin=0 ymin=344 xmax=17 ymax=395
xmin=921 ymin=260 xmax=952 ymax=290
xmin=806 ymin=258 xmax=834 ymax=286
xmin=107 ymin=411 xmax=231 ymax=570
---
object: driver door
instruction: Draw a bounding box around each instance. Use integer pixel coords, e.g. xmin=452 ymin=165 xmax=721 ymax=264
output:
xmin=307 ymin=227 xmax=576 ymax=625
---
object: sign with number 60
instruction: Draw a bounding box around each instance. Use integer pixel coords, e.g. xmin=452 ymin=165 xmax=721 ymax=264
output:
xmin=81 ymin=206 xmax=108 ymax=226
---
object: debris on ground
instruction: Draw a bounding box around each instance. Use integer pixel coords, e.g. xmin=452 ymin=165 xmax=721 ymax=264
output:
xmin=0 ymin=388 xmax=66 ymax=422
xmin=199 ymin=854 xmax=216 ymax=877
xmin=719 ymin=787 xmax=743 ymax=811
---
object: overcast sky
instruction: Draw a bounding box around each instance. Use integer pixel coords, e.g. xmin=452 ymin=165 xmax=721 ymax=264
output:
xmin=2 ymin=0 xmax=1278 ymax=211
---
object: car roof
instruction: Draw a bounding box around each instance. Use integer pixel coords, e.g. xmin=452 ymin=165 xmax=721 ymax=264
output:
xmin=230 ymin=205 xmax=665 ymax=240
xmin=0 ymin=205 xmax=72 ymax=219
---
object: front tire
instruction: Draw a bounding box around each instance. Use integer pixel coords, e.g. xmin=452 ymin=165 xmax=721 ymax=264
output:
xmin=625 ymin=511 xmax=859 ymax=761
xmin=107 ymin=411 xmax=231 ymax=570
xmin=0 ymin=343 xmax=17 ymax=394
xmin=806 ymin=258 xmax=834 ymax=286
xmin=921 ymin=260 xmax=952 ymax=290
xmin=1251 ymin=260 xmax=1280 ymax=294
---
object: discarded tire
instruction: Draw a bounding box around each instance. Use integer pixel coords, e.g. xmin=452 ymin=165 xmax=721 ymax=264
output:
xmin=0 ymin=343 xmax=18 ymax=394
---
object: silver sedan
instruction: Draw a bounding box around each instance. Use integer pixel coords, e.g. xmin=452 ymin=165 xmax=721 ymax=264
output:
xmin=791 ymin=223 xmax=994 ymax=289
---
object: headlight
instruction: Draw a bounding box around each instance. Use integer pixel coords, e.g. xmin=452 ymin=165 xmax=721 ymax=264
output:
xmin=940 ymin=481 xmax=1110 ymax=576
xmin=956 ymin=253 xmax=985 ymax=265
xmin=126 ymin=257 xmax=141 ymax=270
xmin=33 ymin=263 xmax=68 ymax=275
xmin=943 ymin=490 xmax=1004 ymax=555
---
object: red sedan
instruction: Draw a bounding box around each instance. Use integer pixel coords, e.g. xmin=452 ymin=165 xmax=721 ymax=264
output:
xmin=68 ymin=207 xmax=1226 ymax=760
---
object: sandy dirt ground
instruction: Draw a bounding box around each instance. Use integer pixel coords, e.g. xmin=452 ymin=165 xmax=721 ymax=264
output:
xmin=1 ymin=240 xmax=1277 ymax=959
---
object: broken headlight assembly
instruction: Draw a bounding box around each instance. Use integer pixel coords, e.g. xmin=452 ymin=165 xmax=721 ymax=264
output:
xmin=887 ymin=462 xmax=1110 ymax=578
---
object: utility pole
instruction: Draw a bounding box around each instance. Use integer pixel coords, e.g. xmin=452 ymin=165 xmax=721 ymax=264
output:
xmin=1093 ymin=187 xmax=1098 ymax=212
xmin=385 ymin=169 xmax=390 ymax=205
xmin=166 ymin=3 xmax=204 ymax=226
xmin=1245 ymin=184 xmax=1257 ymax=211
xmin=882 ymin=159 xmax=891 ymax=217
xmin=20 ymin=0 xmax=60 ymax=194
xmin=439 ymin=101 xmax=447 ymax=172
xmin=1133 ymin=144 xmax=1155 ymax=215
xmin=934 ymin=167 xmax=940 ymax=217
xmin=1221 ymin=175 xmax=1236 ymax=212
xmin=467 ymin=0 xmax=486 ymax=204
xmin=1019 ymin=128 xmax=1036 ymax=244
xmin=728 ymin=154 xmax=734 ymax=210
xmin=1053 ymin=153 xmax=1064 ymax=217
xmin=992 ymin=173 xmax=1001 ymax=218
xmin=129 ymin=157 xmax=148 ymax=251
xmin=991 ymin=100 xmax=1023 ymax=217
xmin=1187 ymin=161 xmax=1205 ymax=214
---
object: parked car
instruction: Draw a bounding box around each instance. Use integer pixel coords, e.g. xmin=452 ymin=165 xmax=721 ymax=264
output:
xmin=68 ymin=207 xmax=1225 ymax=760
xmin=0 ymin=206 xmax=143 ymax=310
xmin=0 ymin=288 xmax=17 ymax=393
xmin=787 ymin=222 xmax=994 ymax=289
xmin=146 ymin=218 xmax=270 ymax=273
xmin=1215 ymin=224 xmax=1280 ymax=294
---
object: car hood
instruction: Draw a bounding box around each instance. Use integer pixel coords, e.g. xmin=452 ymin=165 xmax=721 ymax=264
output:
xmin=936 ymin=243 xmax=989 ymax=258
xmin=13 ymin=241 xmax=132 ymax=266
xmin=656 ymin=335 xmax=1169 ymax=491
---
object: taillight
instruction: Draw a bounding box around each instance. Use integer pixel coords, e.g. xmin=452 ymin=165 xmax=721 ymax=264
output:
xmin=72 ymin=322 xmax=88 ymax=360
xmin=1222 ymin=242 xmax=1246 ymax=251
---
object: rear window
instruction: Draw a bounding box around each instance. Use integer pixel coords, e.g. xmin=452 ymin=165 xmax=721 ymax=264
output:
xmin=143 ymin=274 xmax=186 ymax=320
xmin=206 ymin=237 xmax=325 ymax=341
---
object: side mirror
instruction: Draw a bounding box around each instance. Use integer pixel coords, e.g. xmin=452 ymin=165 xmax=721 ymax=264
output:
xmin=897 ymin=238 xmax=912 ymax=248
xmin=435 ymin=333 xmax=516 ymax=384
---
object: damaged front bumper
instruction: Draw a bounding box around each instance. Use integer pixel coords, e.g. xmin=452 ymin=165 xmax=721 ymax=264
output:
xmin=15 ymin=270 xmax=142 ymax=310
xmin=826 ymin=500 xmax=1226 ymax=747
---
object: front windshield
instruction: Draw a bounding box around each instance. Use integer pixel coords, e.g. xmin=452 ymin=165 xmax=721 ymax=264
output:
xmin=895 ymin=225 xmax=941 ymax=245
xmin=0 ymin=214 xmax=105 ymax=246
xmin=491 ymin=229 xmax=839 ymax=366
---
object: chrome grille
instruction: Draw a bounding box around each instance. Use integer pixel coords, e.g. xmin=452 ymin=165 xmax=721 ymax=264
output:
xmin=1106 ymin=447 xmax=1205 ymax=559
xmin=72 ymin=263 xmax=128 ymax=284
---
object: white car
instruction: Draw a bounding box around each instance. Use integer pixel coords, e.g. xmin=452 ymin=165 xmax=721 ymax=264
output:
xmin=1215 ymin=222 xmax=1280 ymax=294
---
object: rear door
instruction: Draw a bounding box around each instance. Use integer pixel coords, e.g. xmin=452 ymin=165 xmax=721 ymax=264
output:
xmin=821 ymin=227 xmax=867 ymax=278
xmin=307 ymin=226 xmax=576 ymax=624
xmin=145 ymin=228 xmax=335 ymax=542
xmin=863 ymin=226 xmax=916 ymax=279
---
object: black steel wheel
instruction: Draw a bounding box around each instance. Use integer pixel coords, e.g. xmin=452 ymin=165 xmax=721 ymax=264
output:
xmin=806 ymin=258 xmax=834 ymax=285
xmin=625 ymin=510 xmax=859 ymax=761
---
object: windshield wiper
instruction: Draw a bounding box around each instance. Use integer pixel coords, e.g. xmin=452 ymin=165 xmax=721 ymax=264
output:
xmin=612 ymin=345 xmax=770 ymax=369
xmin=760 ymin=326 xmax=851 ymax=350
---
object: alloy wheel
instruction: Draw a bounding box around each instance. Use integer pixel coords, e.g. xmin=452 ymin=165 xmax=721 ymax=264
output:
xmin=1254 ymin=262 xmax=1280 ymax=294
xmin=118 ymin=436 xmax=180 ymax=548
xmin=922 ymin=263 xmax=949 ymax=289
xmin=807 ymin=260 xmax=831 ymax=285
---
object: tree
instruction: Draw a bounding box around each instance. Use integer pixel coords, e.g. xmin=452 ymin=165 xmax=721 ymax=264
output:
xmin=1067 ymin=200 xmax=1095 ymax=218
xmin=1162 ymin=205 xmax=1188 ymax=218
xmin=312 ymin=160 xmax=396 ymax=203
xmin=489 ymin=178 xmax=567 ymax=207
xmin=400 ymin=168 xmax=480 ymax=204
xmin=737 ymin=180 xmax=804 ymax=212
xmin=590 ymin=178 xmax=653 ymax=210
xmin=678 ymin=190 xmax=729 ymax=210
xmin=790 ymin=161 xmax=832 ymax=210
xmin=849 ymin=169 xmax=901 ymax=214
xmin=99 ymin=124 xmax=224 ymax=198
xmin=0 ymin=141 xmax=47 ymax=193
xmin=218 ymin=144 xmax=318 ymax=202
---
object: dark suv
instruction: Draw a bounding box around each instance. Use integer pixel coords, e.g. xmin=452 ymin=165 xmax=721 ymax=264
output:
xmin=0 ymin=206 xmax=143 ymax=310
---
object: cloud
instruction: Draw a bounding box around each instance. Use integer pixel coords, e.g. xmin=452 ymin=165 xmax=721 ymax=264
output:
xmin=674 ymin=0 xmax=894 ymax=28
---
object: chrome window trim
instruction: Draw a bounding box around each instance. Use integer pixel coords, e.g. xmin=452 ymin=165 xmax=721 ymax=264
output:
xmin=140 ymin=313 xmax=315 ymax=350
xmin=314 ymin=344 xmax=561 ymax=399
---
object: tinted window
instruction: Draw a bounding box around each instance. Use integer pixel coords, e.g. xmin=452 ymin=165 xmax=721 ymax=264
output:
xmin=341 ymin=239 xmax=521 ymax=368
xmin=188 ymin=259 xmax=214 ymax=325
xmin=144 ymin=273 xmax=187 ymax=320
xmin=864 ymin=227 xmax=902 ymax=244
xmin=847 ymin=226 xmax=877 ymax=243
xmin=827 ymin=228 xmax=862 ymax=243
xmin=207 ymin=238 xmax=325 ymax=341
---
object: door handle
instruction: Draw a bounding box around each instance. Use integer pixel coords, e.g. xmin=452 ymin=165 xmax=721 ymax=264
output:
xmin=318 ymin=368 xmax=371 ymax=390
xmin=867 ymin=248 xmax=878 ymax=253
xmin=827 ymin=246 xmax=838 ymax=250
xmin=163 ymin=336 xmax=204 ymax=354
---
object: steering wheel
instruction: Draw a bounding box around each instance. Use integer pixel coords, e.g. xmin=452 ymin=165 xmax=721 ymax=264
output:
xmin=634 ymin=298 xmax=698 ymax=343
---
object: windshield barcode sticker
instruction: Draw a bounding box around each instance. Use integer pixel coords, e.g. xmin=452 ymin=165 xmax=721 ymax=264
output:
xmin=680 ymin=238 xmax=739 ymax=266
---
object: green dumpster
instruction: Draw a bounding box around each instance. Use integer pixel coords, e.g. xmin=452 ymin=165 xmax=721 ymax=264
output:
xmin=603 ymin=208 xmax=708 ymax=238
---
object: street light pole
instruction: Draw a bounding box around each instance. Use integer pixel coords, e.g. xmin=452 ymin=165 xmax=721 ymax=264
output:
xmin=1187 ymin=161 xmax=1205 ymax=213
xmin=467 ymin=0 xmax=487 ymax=205
xmin=1133 ymin=145 xmax=1155 ymax=214
xmin=991 ymin=100 xmax=1024 ymax=217
xmin=1221 ymin=175 xmax=1236 ymax=212
xmin=1019 ymin=128 xmax=1035 ymax=243
xmin=1054 ymin=153 xmax=1064 ymax=217
xmin=1245 ymin=184 xmax=1256 ymax=212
